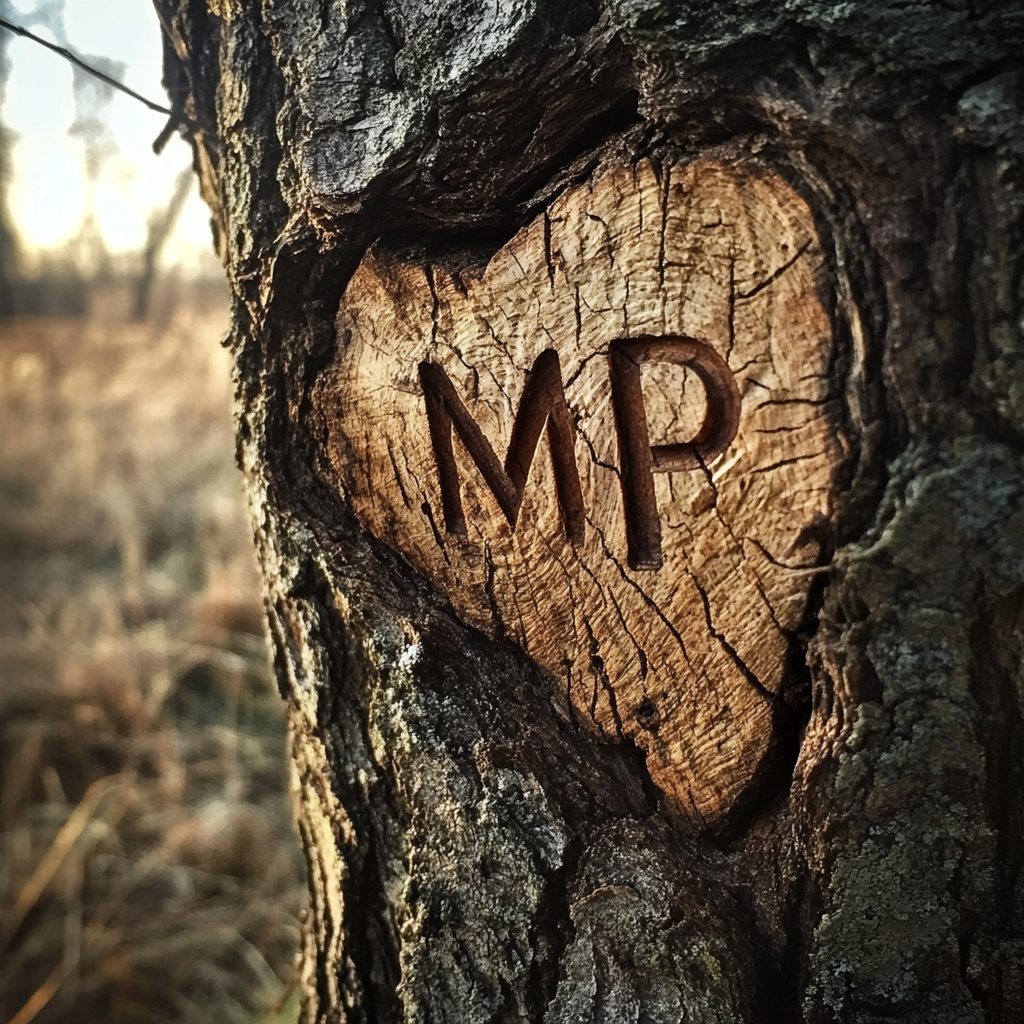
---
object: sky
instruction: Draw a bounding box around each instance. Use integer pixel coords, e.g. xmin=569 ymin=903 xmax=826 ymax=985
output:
xmin=2 ymin=0 xmax=217 ymax=274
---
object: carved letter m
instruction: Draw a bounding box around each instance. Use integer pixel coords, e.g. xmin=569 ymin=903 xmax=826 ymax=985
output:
xmin=419 ymin=349 xmax=585 ymax=544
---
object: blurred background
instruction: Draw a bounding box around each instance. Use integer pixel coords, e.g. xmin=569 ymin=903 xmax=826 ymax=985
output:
xmin=0 ymin=3 xmax=305 ymax=1024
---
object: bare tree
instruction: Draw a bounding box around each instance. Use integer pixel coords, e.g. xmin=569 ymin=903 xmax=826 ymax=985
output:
xmin=133 ymin=166 xmax=192 ymax=321
xmin=0 ymin=1 xmax=22 ymax=315
xmin=153 ymin=1 xmax=1024 ymax=1020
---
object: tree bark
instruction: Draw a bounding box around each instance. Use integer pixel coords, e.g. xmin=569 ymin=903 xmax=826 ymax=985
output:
xmin=154 ymin=1 xmax=1024 ymax=1020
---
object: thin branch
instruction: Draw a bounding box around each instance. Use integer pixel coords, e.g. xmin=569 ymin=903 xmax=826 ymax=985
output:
xmin=0 ymin=17 xmax=172 ymax=116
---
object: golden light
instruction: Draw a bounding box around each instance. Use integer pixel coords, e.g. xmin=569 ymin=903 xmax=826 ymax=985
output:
xmin=2 ymin=0 xmax=216 ymax=271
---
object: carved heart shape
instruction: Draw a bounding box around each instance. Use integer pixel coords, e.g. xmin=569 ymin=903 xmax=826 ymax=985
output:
xmin=320 ymin=159 xmax=846 ymax=830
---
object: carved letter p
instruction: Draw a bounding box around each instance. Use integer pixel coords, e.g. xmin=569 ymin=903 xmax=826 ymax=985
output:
xmin=609 ymin=337 xmax=741 ymax=571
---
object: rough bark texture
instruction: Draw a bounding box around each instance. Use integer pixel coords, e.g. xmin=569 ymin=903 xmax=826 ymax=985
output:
xmin=154 ymin=0 xmax=1024 ymax=1021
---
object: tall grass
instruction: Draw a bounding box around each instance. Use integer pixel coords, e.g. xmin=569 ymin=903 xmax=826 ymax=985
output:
xmin=0 ymin=279 xmax=304 ymax=1024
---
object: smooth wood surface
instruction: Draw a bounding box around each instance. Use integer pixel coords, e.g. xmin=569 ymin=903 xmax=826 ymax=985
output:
xmin=319 ymin=158 xmax=844 ymax=829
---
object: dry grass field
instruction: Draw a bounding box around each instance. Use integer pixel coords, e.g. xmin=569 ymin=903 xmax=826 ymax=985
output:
xmin=0 ymin=281 xmax=304 ymax=1024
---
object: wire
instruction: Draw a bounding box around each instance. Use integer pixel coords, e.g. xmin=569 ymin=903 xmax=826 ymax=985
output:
xmin=0 ymin=16 xmax=173 ymax=116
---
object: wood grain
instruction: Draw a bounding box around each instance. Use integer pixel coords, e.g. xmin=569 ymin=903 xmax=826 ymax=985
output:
xmin=319 ymin=158 xmax=845 ymax=829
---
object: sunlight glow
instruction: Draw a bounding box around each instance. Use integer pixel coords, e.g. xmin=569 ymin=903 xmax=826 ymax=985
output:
xmin=8 ymin=134 xmax=89 ymax=249
xmin=2 ymin=0 xmax=216 ymax=272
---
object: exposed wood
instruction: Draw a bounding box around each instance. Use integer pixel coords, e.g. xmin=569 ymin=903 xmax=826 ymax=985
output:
xmin=320 ymin=158 xmax=846 ymax=830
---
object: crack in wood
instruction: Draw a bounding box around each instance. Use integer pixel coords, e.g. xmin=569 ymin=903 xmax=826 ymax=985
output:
xmin=737 ymin=240 xmax=812 ymax=300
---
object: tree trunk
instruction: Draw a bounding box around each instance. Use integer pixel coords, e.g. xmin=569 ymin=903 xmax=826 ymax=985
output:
xmin=153 ymin=1 xmax=1024 ymax=1020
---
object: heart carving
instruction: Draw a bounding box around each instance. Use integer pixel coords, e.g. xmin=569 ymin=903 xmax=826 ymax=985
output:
xmin=320 ymin=159 xmax=846 ymax=830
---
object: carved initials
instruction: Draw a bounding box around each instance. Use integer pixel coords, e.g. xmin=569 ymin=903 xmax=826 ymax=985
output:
xmin=420 ymin=338 xmax=740 ymax=568
xmin=419 ymin=349 xmax=586 ymax=544
xmin=609 ymin=336 xmax=741 ymax=570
